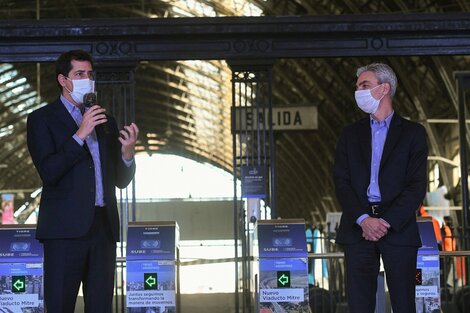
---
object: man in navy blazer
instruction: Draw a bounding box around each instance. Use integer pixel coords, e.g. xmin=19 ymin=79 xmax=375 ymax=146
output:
xmin=333 ymin=63 xmax=428 ymax=313
xmin=27 ymin=50 xmax=139 ymax=313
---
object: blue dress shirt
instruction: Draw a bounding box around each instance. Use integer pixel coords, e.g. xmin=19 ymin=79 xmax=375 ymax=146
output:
xmin=356 ymin=111 xmax=394 ymax=225
xmin=62 ymin=95 xmax=105 ymax=206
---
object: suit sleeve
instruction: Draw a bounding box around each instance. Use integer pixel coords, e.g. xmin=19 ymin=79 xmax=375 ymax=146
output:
xmin=114 ymin=154 xmax=136 ymax=189
xmin=108 ymin=116 xmax=136 ymax=189
xmin=333 ymin=128 xmax=369 ymax=227
xmin=27 ymin=110 xmax=87 ymax=186
xmin=382 ymin=125 xmax=428 ymax=232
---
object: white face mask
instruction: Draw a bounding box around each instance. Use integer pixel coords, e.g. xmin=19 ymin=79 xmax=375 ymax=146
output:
xmin=64 ymin=78 xmax=95 ymax=105
xmin=354 ymin=84 xmax=384 ymax=114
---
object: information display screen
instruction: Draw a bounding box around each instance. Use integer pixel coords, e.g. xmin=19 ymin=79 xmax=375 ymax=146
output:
xmin=127 ymin=223 xmax=178 ymax=260
xmin=257 ymin=220 xmax=307 ymax=258
xmin=0 ymin=227 xmax=43 ymax=263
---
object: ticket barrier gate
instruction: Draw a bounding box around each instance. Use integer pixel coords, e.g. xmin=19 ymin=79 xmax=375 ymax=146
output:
xmin=376 ymin=218 xmax=442 ymax=312
xmin=372 ymin=218 xmax=441 ymax=313
xmin=416 ymin=218 xmax=441 ymax=313
xmin=0 ymin=225 xmax=44 ymax=312
xmin=126 ymin=221 xmax=179 ymax=313
xmin=255 ymin=219 xmax=310 ymax=312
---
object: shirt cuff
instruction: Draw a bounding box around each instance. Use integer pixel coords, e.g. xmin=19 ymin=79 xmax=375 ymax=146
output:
xmin=356 ymin=214 xmax=369 ymax=226
xmin=122 ymin=157 xmax=134 ymax=167
xmin=73 ymin=134 xmax=84 ymax=146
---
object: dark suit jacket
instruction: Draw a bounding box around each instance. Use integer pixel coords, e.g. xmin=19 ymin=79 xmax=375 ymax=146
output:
xmin=333 ymin=113 xmax=428 ymax=246
xmin=27 ymin=98 xmax=135 ymax=242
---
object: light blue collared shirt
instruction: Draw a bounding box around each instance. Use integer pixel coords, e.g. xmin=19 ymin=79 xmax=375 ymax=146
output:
xmin=62 ymin=95 xmax=105 ymax=207
xmin=356 ymin=111 xmax=394 ymax=225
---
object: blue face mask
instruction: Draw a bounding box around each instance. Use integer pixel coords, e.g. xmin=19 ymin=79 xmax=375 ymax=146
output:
xmin=354 ymin=84 xmax=384 ymax=114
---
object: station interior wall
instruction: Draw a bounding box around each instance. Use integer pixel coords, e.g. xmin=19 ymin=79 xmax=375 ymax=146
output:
xmin=130 ymin=199 xmax=235 ymax=240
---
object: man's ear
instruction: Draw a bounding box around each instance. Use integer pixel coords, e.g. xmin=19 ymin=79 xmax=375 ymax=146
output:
xmin=384 ymin=82 xmax=392 ymax=95
xmin=58 ymin=74 xmax=67 ymax=88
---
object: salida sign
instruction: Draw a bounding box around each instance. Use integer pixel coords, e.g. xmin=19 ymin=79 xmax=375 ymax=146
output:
xmin=232 ymin=106 xmax=317 ymax=132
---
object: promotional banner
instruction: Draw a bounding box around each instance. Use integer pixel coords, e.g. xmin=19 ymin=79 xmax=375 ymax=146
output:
xmin=241 ymin=166 xmax=266 ymax=198
xmin=1 ymin=194 xmax=14 ymax=225
xmin=126 ymin=260 xmax=176 ymax=313
xmin=258 ymin=258 xmax=310 ymax=312
xmin=0 ymin=262 xmax=44 ymax=311
xmin=0 ymin=226 xmax=43 ymax=313
xmin=416 ymin=219 xmax=440 ymax=313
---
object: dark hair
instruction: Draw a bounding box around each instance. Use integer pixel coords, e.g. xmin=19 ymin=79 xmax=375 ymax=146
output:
xmin=55 ymin=50 xmax=94 ymax=89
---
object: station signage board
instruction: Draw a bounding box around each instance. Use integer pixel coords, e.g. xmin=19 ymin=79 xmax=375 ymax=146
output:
xmin=232 ymin=106 xmax=317 ymax=132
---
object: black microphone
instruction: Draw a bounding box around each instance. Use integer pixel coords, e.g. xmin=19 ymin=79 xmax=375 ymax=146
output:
xmin=83 ymin=92 xmax=97 ymax=108
xmin=83 ymin=92 xmax=109 ymax=134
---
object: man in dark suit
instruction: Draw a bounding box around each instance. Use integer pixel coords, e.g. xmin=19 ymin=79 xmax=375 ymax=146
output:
xmin=333 ymin=63 xmax=428 ymax=313
xmin=27 ymin=50 xmax=139 ymax=313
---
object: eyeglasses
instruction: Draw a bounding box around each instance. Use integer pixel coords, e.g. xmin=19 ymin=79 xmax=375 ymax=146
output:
xmin=69 ymin=70 xmax=95 ymax=80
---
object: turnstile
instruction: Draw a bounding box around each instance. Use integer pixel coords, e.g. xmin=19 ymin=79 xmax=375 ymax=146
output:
xmin=126 ymin=221 xmax=179 ymax=313
xmin=0 ymin=225 xmax=44 ymax=312
xmin=255 ymin=219 xmax=310 ymax=312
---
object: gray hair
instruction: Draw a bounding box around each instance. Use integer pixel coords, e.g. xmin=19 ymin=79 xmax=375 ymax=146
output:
xmin=356 ymin=63 xmax=398 ymax=98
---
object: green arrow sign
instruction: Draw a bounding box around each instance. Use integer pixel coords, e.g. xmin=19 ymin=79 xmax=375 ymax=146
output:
xmin=144 ymin=273 xmax=158 ymax=290
xmin=12 ymin=276 xmax=26 ymax=293
xmin=277 ymin=271 xmax=290 ymax=288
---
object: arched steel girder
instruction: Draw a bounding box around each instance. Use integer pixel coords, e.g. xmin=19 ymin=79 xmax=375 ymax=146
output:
xmin=389 ymin=58 xmax=453 ymax=191
xmin=429 ymin=56 xmax=470 ymax=147
xmin=275 ymin=145 xmax=323 ymax=218
xmin=275 ymin=59 xmax=349 ymax=126
xmin=2 ymin=157 xmax=37 ymax=188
